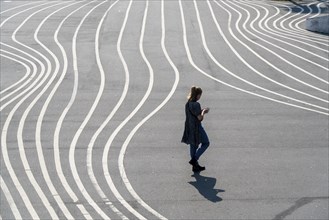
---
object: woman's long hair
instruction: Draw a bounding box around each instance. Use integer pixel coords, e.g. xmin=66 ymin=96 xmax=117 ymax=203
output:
xmin=187 ymin=86 xmax=202 ymax=102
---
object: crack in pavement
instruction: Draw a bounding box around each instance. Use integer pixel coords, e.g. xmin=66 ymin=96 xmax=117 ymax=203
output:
xmin=273 ymin=196 xmax=329 ymax=220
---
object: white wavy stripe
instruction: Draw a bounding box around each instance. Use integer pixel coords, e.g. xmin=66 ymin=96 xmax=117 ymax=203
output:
xmin=195 ymin=0 xmax=328 ymax=112
xmin=117 ymin=0 xmax=180 ymax=219
xmin=235 ymin=1 xmax=329 ymax=73
xmin=88 ymin=0 xmax=128 ymax=218
xmin=261 ymin=5 xmax=329 ymax=58
xmin=250 ymin=1 xmax=329 ymax=46
xmin=0 ymin=175 xmax=22 ymax=219
xmin=0 ymin=51 xmax=32 ymax=97
xmin=0 ymin=1 xmax=55 ymax=28
xmin=1 ymin=73 xmax=40 ymax=220
xmin=102 ymin=0 xmax=147 ymax=219
xmin=52 ymin=0 xmax=97 ymax=218
xmin=296 ymin=2 xmax=329 ymax=31
xmin=0 ymin=2 xmax=68 ymax=219
xmin=262 ymin=0 xmax=328 ymax=41
xmin=266 ymin=1 xmax=328 ymax=44
xmin=114 ymin=0 xmax=160 ymax=218
xmin=0 ymin=43 xmax=44 ymax=112
xmin=238 ymin=0 xmax=329 ymax=71
xmin=225 ymin=0 xmax=329 ymax=85
xmin=1 ymin=1 xmax=328 ymax=219
xmin=216 ymin=2 xmax=328 ymax=103
xmin=67 ymin=1 xmax=119 ymax=219
xmin=178 ymin=0 xmax=328 ymax=116
xmin=86 ymin=0 xmax=128 ymax=218
xmin=33 ymin=1 xmax=84 ymax=219
xmin=0 ymin=1 xmax=43 ymax=15
xmin=14 ymin=2 xmax=72 ymax=219
xmin=249 ymin=1 xmax=329 ymax=59
xmin=286 ymin=3 xmax=323 ymax=36
xmin=278 ymin=0 xmax=308 ymax=34
xmin=291 ymin=2 xmax=328 ymax=35
xmin=274 ymin=1 xmax=321 ymax=41
xmin=216 ymin=2 xmax=329 ymax=88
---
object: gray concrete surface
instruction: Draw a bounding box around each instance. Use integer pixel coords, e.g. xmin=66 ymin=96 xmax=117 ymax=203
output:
xmin=1 ymin=0 xmax=328 ymax=220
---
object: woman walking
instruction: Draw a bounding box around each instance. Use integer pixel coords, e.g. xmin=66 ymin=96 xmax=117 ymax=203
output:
xmin=182 ymin=86 xmax=210 ymax=172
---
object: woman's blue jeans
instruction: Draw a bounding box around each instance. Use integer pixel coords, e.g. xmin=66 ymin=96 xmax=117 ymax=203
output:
xmin=190 ymin=125 xmax=210 ymax=161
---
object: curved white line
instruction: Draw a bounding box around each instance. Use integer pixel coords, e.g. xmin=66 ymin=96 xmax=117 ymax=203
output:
xmin=0 ymin=175 xmax=22 ymax=219
xmin=217 ymin=1 xmax=329 ymax=90
xmin=279 ymin=1 xmax=306 ymax=33
xmin=0 ymin=2 xmax=66 ymax=219
xmin=234 ymin=0 xmax=329 ymax=73
xmin=0 ymin=1 xmax=42 ymax=15
xmin=248 ymin=1 xmax=329 ymax=45
xmin=178 ymin=0 xmax=328 ymax=116
xmin=68 ymin=1 xmax=124 ymax=219
xmin=0 ymin=52 xmax=32 ymax=98
xmin=284 ymin=3 xmax=318 ymax=37
xmin=0 ymin=1 xmax=54 ymax=28
xmin=0 ymin=43 xmax=43 ymax=112
xmin=115 ymin=0 xmax=160 ymax=218
xmin=295 ymin=2 xmax=328 ymax=32
xmin=233 ymin=1 xmax=329 ymax=84
xmin=1 ymin=78 xmax=41 ymax=220
xmin=118 ymin=0 xmax=179 ymax=219
xmin=102 ymin=0 xmax=147 ymax=219
xmin=53 ymin=0 xmax=97 ymax=218
xmin=280 ymin=2 xmax=328 ymax=43
xmin=245 ymin=0 xmax=329 ymax=61
xmin=195 ymin=0 xmax=328 ymax=111
xmin=86 ymin=0 xmax=128 ymax=218
xmin=275 ymin=2 xmax=325 ymax=43
xmin=260 ymin=1 xmax=328 ymax=41
xmin=15 ymin=2 xmax=74 ymax=219
xmin=262 ymin=5 xmax=329 ymax=59
xmin=33 ymin=1 xmax=86 ymax=219
xmin=237 ymin=0 xmax=329 ymax=73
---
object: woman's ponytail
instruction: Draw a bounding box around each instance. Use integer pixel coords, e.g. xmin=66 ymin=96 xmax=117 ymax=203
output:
xmin=187 ymin=86 xmax=202 ymax=101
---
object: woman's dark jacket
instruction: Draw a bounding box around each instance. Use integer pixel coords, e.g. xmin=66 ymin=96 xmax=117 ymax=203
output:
xmin=181 ymin=101 xmax=202 ymax=146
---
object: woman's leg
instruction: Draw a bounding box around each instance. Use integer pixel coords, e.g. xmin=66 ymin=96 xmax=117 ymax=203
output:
xmin=190 ymin=144 xmax=197 ymax=159
xmin=189 ymin=144 xmax=203 ymax=172
xmin=194 ymin=126 xmax=210 ymax=160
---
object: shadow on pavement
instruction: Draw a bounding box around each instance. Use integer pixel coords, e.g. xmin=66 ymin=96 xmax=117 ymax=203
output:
xmin=188 ymin=173 xmax=225 ymax=203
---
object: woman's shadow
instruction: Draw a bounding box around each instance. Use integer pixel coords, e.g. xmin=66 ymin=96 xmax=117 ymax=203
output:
xmin=188 ymin=172 xmax=224 ymax=203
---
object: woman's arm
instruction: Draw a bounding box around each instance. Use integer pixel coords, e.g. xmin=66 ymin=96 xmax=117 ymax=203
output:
xmin=197 ymin=108 xmax=209 ymax=121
